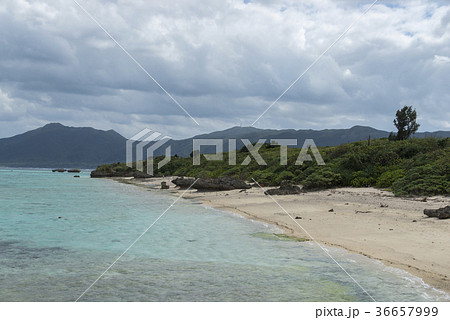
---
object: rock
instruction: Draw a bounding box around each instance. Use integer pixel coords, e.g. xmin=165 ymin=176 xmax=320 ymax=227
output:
xmin=74 ymin=175 xmax=80 ymax=178
xmin=295 ymin=216 xmax=302 ymax=220
xmin=424 ymin=206 xmax=450 ymax=219
xmin=328 ymin=209 xmax=334 ymax=212
xmin=161 ymin=181 xmax=169 ymax=189
xmin=171 ymin=176 xmax=251 ymax=191
xmin=171 ymin=177 xmax=197 ymax=189
xmin=132 ymin=171 xmax=152 ymax=179
xmin=380 ymin=203 xmax=389 ymax=208
xmin=264 ymin=180 xmax=302 ymax=195
xmin=68 ymin=169 xmax=81 ymax=173
xmin=90 ymin=170 xmax=134 ymax=178
xmin=52 ymin=169 xmax=66 ymax=172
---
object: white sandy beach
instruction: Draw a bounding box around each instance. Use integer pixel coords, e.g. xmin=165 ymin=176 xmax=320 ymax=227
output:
xmin=118 ymin=177 xmax=450 ymax=294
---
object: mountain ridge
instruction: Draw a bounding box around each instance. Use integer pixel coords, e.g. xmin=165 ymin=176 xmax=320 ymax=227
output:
xmin=1 ymin=123 xmax=449 ymax=168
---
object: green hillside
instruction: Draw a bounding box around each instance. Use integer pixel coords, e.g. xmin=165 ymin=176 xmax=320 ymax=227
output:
xmin=94 ymin=137 xmax=450 ymax=196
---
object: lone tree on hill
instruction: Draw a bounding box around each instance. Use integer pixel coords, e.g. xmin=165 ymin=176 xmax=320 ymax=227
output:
xmin=389 ymin=106 xmax=420 ymax=141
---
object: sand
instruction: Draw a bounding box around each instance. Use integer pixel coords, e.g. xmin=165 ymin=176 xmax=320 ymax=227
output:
xmin=115 ymin=177 xmax=450 ymax=295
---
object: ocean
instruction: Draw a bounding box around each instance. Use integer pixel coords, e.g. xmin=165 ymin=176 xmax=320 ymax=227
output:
xmin=0 ymin=168 xmax=448 ymax=302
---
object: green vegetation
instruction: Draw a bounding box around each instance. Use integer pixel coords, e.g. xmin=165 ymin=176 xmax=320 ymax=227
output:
xmin=94 ymin=137 xmax=450 ymax=197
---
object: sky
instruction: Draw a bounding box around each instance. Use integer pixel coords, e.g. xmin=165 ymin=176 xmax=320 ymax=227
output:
xmin=0 ymin=0 xmax=449 ymax=139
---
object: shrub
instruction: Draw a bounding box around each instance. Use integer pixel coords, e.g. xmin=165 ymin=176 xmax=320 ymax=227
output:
xmin=303 ymin=168 xmax=342 ymax=190
xmin=376 ymin=169 xmax=406 ymax=188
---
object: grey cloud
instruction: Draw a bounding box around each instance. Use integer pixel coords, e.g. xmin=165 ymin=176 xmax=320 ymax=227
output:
xmin=0 ymin=0 xmax=449 ymax=139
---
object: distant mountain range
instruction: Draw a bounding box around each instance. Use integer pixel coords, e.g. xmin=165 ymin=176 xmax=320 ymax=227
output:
xmin=0 ymin=123 xmax=449 ymax=168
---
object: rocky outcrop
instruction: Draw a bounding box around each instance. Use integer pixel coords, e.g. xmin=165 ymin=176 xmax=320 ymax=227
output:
xmin=52 ymin=169 xmax=66 ymax=172
xmin=171 ymin=177 xmax=197 ymax=189
xmin=424 ymin=206 xmax=450 ymax=219
xmin=132 ymin=171 xmax=152 ymax=179
xmin=68 ymin=169 xmax=81 ymax=173
xmin=171 ymin=176 xmax=251 ymax=191
xmin=264 ymin=181 xmax=302 ymax=195
xmin=90 ymin=170 xmax=134 ymax=178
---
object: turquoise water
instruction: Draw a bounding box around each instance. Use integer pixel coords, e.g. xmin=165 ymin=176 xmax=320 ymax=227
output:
xmin=0 ymin=169 xmax=448 ymax=302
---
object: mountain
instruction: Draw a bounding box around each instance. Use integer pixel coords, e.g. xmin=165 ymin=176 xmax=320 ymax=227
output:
xmin=1 ymin=123 xmax=449 ymax=168
xmin=0 ymin=123 xmax=126 ymax=168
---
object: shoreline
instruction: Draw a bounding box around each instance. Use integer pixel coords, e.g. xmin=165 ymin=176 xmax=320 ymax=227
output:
xmin=113 ymin=177 xmax=450 ymax=296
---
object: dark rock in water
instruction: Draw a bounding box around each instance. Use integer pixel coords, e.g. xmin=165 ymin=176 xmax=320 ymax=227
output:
xmin=52 ymin=169 xmax=66 ymax=172
xmin=74 ymin=175 xmax=80 ymax=178
xmin=132 ymin=171 xmax=152 ymax=179
xmin=68 ymin=169 xmax=81 ymax=173
xmin=161 ymin=181 xmax=169 ymax=189
xmin=264 ymin=180 xmax=302 ymax=195
xmin=424 ymin=206 xmax=450 ymax=219
xmin=172 ymin=176 xmax=251 ymax=191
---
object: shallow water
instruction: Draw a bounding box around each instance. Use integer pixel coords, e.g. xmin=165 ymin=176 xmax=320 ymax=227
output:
xmin=0 ymin=169 xmax=448 ymax=301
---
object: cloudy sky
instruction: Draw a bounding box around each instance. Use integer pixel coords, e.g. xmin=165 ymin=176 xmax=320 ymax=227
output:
xmin=0 ymin=0 xmax=449 ymax=139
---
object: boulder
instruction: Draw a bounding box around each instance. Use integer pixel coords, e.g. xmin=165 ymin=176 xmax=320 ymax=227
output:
xmin=68 ymin=169 xmax=81 ymax=173
xmin=161 ymin=181 xmax=169 ymax=189
xmin=52 ymin=169 xmax=66 ymax=172
xmin=264 ymin=180 xmax=302 ymax=195
xmin=424 ymin=206 xmax=450 ymax=219
xmin=172 ymin=176 xmax=251 ymax=191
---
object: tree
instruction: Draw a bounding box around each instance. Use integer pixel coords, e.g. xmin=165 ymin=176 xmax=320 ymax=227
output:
xmin=389 ymin=106 xmax=420 ymax=140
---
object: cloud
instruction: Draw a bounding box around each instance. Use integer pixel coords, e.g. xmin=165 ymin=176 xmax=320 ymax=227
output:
xmin=0 ymin=0 xmax=449 ymax=138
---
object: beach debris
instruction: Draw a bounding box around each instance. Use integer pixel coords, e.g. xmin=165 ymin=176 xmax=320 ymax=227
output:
xmin=295 ymin=216 xmax=302 ymax=220
xmin=412 ymin=220 xmax=417 ymax=222
xmin=355 ymin=210 xmax=372 ymax=214
xmin=58 ymin=216 xmax=61 ymax=219
xmin=423 ymin=206 xmax=450 ymax=219
xmin=161 ymin=181 xmax=169 ymax=189
xmin=328 ymin=209 xmax=334 ymax=212
xmin=264 ymin=181 xmax=302 ymax=195
xmin=345 ymin=203 xmax=349 ymax=205
xmin=380 ymin=203 xmax=388 ymax=208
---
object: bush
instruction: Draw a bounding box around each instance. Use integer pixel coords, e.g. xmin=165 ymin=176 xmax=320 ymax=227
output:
xmin=376 ymin=169 xmax=406 ymax=188
xmin=392 ymin=164 xmax=450 ymax=196
xmin=303 ymin=168 xmax=342 ymax=190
